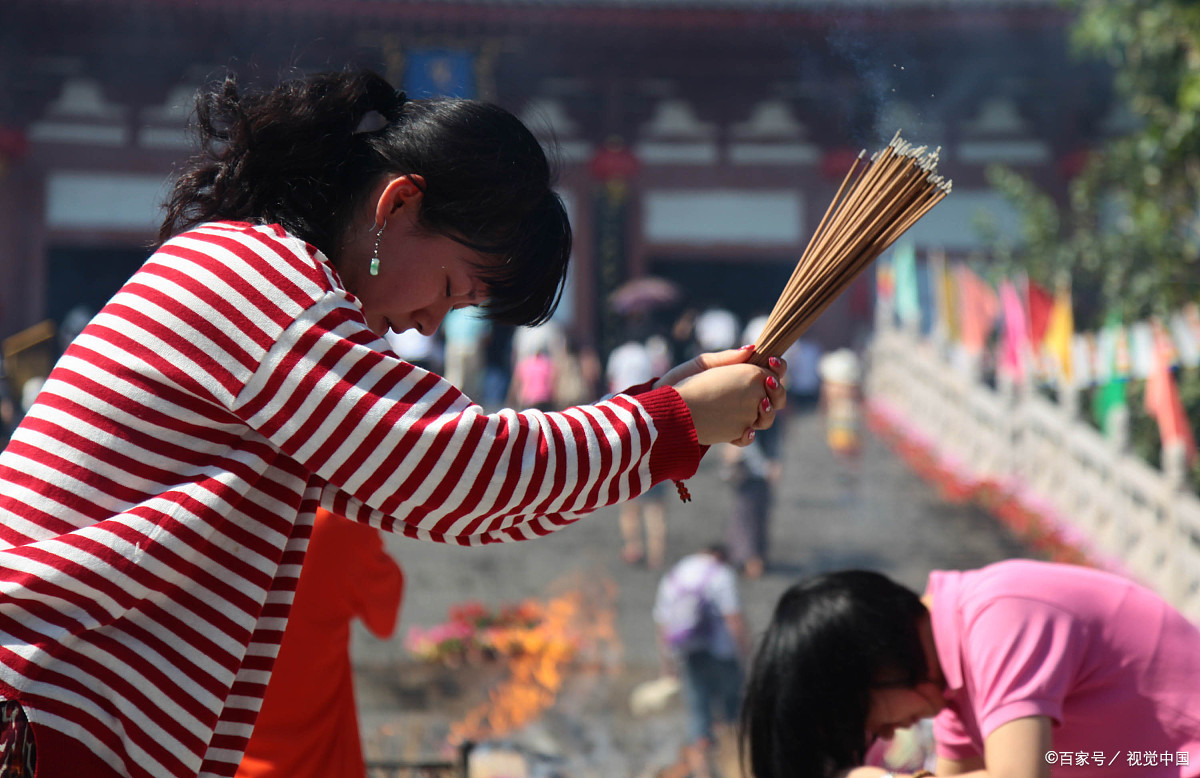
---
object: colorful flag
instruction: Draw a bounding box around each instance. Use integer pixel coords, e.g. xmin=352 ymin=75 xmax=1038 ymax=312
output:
xmin=998 ymin=280 xmax=1030 ymax=383
xmin=1092 ymin=314 xmax=1128 ymax=439
xmin=875 ymin=255 xmax=895 ymax=302
xmin=957 ymin=265 xmax=998 ymax=355
xmin=1026 ymin=279 xmax=1054 ymax=344
xmin=929 ymin=249 xmax=958 ymax=342
xmin=892 ymin=241 xmax=921 ymax=329
xmin=1144 ymin=321 xmax=1198 ymax=466
xmin=1042 ymin=281 xmax=1074 ymax=384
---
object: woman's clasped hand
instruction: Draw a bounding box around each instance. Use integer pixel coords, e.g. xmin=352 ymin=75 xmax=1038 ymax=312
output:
xmin=656 ymin=346 xmax=787 ymax=446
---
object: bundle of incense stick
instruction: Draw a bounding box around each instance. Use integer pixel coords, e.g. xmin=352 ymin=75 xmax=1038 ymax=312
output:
xmin=749 ymin=131 xmax=951 ymax=366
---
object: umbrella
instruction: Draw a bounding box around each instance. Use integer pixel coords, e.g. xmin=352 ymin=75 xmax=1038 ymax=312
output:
xmin=609 ymin=276 xmax=682 ymax=315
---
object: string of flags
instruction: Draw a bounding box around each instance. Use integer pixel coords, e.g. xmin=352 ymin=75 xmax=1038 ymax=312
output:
xmin=877 ymin=241 xmax=1199 ymax=464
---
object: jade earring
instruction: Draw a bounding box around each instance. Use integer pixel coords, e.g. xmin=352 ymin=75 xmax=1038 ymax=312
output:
xmin=370 ymin=222 xmax=385 ymax=276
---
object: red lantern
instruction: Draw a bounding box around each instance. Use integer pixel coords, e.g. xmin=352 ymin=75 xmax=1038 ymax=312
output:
xmin=589 ymin=140 xmax=640 ymax=182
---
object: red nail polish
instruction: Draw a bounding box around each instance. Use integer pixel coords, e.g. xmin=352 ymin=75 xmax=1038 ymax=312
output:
xmin=740 ymin=344 xmax=756 ymax=351
xmin=761 ymin=397 xmax=772 ymax=412
xmin=747 ymin=429 xmax=756 ymax=442
xmin=769 ymin=356 xmax=782 ymax=368
xmin=766 ymin=376 xmax=779 ymax=390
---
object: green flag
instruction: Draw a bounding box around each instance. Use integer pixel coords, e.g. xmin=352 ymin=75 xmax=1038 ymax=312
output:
xmin=1092 ymin=313 xmax=1128 ymax=438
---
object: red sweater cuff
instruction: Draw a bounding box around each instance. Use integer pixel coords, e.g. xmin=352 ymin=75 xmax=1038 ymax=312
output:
xmin=631 ymin=385 xmax=702 ymax=482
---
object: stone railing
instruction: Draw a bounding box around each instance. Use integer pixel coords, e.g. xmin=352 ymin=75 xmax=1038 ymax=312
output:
xmin=865 ymin=325 xmax=1200 ymax=623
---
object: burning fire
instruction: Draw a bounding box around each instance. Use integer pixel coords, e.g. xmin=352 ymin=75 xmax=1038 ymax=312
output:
xmin=446 ymin=572 xmax=622 ymax=746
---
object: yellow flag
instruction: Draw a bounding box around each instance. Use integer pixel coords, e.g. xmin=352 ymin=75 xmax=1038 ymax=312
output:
xmin=931 ymin=250 xmax=958 ymax=341
xmin=1042 ymin=283 xmax=1074 ymax=384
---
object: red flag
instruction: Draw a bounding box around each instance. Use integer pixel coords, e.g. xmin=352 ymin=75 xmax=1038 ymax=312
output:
xmin=1144 ymin=322 xmax=1197 ymax=466
xmin=1026 ymin=279 xmax=1054 ymax=344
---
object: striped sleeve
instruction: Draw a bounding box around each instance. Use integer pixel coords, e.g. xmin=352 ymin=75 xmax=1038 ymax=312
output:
xmin=233 ymin=300 xmax=699 ymax=544
xmin=167 ymin=224 xmax=703 ymax=544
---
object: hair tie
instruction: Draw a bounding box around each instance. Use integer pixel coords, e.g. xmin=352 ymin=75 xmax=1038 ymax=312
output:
xmin=353 ymin=91 xmax=407 ymax=135
xmin=353 ymin=110 xmax=388 ymax=135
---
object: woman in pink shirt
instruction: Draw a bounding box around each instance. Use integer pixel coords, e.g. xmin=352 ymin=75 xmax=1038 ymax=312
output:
xmin=741 ymin=559 xmax=1200 ymax=778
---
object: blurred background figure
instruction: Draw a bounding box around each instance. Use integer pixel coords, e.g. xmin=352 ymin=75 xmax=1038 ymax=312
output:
xmin=606 ymin=332 xmax=670 ymax=567
xmin=693 ymin=307 xmax=740 ymax=353
xmin=786 ymin=336 xmax=823 ymax=411
xmin=480 ymin=324 xmax=515 ymax=412
xmin=508 ymin=344 xmax=557 ymax=412
xmin=718 ymin=315 xmax=788 ymax=579
xmin=236 ymin=509 xmax=404 ymax=778
xmin=719 ymin=425 xmax=782 ymax=579
xmin=441 ymin=307 xmax=491 ymax=402
xmin=652 ymin=544 xmax=749 ymax=778
xmin=818 ymin=348 xmax=864 ymax=497
xmin=551 ymin=333 xmax=601 ymax=409
xmin=670 ymin=308 xmax=701 ymax=364
xmin=623 ymin=479 xmax=670 ymax=569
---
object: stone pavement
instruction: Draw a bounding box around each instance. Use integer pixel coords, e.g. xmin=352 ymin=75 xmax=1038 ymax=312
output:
xmin=351 ymin=406 xmax=1037 ymax=777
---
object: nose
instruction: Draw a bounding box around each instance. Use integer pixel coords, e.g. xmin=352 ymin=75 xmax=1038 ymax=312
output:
xmin=413 ymin=307 xmax=447 ymax=337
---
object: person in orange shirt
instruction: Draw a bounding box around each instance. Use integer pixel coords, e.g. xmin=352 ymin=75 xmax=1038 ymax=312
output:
xmin=237 ymin=509 xmax=405 ymax=778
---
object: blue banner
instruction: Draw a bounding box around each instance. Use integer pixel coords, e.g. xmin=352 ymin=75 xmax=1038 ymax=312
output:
xmin=402 ymin=50 xmax=476 ymax=99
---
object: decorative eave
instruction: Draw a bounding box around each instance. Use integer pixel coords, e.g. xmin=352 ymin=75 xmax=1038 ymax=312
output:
xmin=10 ymin=0 xmax=1074 ymax=32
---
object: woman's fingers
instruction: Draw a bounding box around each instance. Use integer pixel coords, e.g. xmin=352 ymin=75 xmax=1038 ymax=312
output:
xmin=757 ymin=370 xmax=787 ymax=428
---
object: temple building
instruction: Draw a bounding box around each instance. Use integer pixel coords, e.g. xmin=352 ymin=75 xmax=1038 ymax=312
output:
xmin=0 ymin=0 xmax=1117 ymax=358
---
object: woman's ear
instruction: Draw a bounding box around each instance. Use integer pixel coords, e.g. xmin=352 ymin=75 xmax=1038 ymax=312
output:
xmin=374 ymin=174 xmax=427 ymax=226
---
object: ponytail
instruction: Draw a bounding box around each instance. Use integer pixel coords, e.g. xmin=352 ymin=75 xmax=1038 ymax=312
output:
xmin=159 ymin=69 xmax=400 ymax=255
xmin=159 ymin=68 xmax=571 ymax=327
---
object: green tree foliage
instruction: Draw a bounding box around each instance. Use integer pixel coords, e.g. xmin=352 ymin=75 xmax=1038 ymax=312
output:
xmin=1070 ymin=0 xmax=1200 ymax=320
xmin=984 ymin=0 xmax=1200 ymax=486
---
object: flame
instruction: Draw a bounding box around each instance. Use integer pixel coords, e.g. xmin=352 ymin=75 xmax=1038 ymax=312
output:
xmin=447 ymin=572 xmax=621 ymax=746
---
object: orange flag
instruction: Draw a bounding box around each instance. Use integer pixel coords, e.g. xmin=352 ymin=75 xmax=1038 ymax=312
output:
xmin=1144 ymin=321 xmax=1197 ymax=466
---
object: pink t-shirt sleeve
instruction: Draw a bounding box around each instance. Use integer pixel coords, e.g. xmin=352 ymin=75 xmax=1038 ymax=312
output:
xmin=934 ymin=706 xmax=975 ymax=761
xmin=960 ymin=596 xmax=1081 ymax=737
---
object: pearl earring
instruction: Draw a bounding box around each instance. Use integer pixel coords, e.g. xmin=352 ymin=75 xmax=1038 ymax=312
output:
xmin=370 ymin=222 xmax=385 ymax=276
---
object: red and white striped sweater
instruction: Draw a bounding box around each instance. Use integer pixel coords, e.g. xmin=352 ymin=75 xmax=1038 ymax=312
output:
xmin=0 ymin=222 xmax=701 ymax=777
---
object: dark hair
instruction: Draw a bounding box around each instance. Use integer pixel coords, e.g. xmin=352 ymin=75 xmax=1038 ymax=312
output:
xmin=159 ymin=68 xmax=571 ymax=327
xmin=740 ymin=570 xmax=929 ymax=778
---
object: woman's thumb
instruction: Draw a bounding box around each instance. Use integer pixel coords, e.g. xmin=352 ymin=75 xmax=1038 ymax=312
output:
xmin=698 ymin=344 xmax=757 ymax=369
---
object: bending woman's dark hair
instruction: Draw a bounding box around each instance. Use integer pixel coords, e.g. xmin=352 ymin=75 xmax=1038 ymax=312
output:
xmin=159 ymin=68 xmax=571 ymax=327
xmin=740 ymin=570 xmax=929 ymax=778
